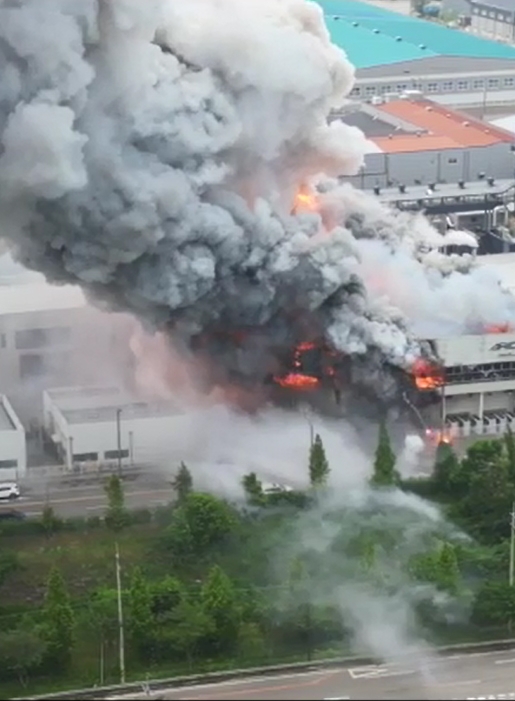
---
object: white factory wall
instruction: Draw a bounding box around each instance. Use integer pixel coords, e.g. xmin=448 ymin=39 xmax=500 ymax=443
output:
xmin=43 ymin=396 xmax=195 ymax=470
xmin=471 ymin=12 xmax=515 ymax=43
xmin=0 ymin=303 xmax=134 ymax=423
xmin=435 ymin=332 xmax=515 ymax=366
xmin=351 ymin=142 xmax=515 ymax=189
xmin=0 ymin=396 xmax=27 ymax=481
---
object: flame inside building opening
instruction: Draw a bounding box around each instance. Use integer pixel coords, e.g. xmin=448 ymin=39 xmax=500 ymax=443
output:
xmin=0 ymin=0 xmax=515 ymax=421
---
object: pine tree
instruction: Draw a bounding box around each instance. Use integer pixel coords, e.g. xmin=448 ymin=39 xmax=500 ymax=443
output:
xmin=370 ymin=421 xmax=399 ymax=487
xmin=128 ymin=567 xmax=154 ymax=661
xmin=437 ymin=542 xmax=460 ymax=595
xmin=309 ymin=434 xmax=330 ymax=487
xmin=41 ymin=567 xmax=75 ymax=671
xmin=242 ymin=472 xmax=264 ymax=505
xmin=172 ymin=462 xmax=193 ymax=503
xmin=104 ymin=474 xmax=129 ymax=531
xmin=201 ymin=565 xmax=239 ymax=652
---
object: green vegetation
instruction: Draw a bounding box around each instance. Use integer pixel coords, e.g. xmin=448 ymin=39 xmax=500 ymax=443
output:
xmin=2 ymin=426 xmax=515 ymax=697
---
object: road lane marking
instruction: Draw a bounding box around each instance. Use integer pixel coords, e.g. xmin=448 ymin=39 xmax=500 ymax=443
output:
xmin=495 ymin=658 xmax=515 ymax=664
xmin=0 ymin=488 xmax=168 ymax=509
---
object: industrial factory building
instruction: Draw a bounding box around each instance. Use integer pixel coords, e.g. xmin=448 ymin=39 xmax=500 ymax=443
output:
xmin=0 ymin=394 xmax=26 ymax=481
xmin=470 ymin=0 xmax=515 ymax=44
xmin=0 ymin=255 xmax=134 ymax=423
xmin=316 ymin=0 xmax=515 ymax=110
xmin=43 ymin=386 xmax=193 ymax=472
xmin=338 ymin=98 xmax=515 ymax=190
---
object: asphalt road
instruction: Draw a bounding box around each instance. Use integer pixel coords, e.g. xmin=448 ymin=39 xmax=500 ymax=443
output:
xmin=0 ymin=470 xmax=174 ymax=518
xmin=108 ymin=649 xmax=515 ymax=700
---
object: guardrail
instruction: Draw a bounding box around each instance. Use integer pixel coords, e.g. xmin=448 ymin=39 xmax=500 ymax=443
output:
xmin=19 ymin=636 xmax=515 ymax=700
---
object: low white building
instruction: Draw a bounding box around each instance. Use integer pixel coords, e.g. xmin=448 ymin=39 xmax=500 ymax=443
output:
xmin=0 ymin=256 xmax=134 ymax=423
xmin=43 ymin=386 xmax=193 ymax=472
xmin=0 ymin=395 xmax=26 ymax=481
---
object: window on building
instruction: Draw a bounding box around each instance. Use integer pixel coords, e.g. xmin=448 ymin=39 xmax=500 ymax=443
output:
xmin=73 ymin=452 xmax=98 ymax=462
xmin=488 ymin=78 xmax=499 ymax=88
xmin=448 ymin=158 xmax=458 ymax=164
xmin=473 ymin=79 xmax=485 ymax=89
xmin=457 ymin=81 xmax=468 ymax=91
xmin=442 ymin=81 xmax=454 ymax=91
xmin=350 ymin=86 xmax=360 ymax=96
xmin=0 ymin=460 xmax=17 ymax=469
xmin=365 ymin=86 xmax=376 ymax=95
xmin=19 ymin=353 xmax=45 ymax=379
xmin=504 ymin=77 xmax=514 ymax=87
xmin=427 ymin=82 xmax=438 ymax=92
xmin=15 ymin=326 xmax=71 ymax=350
xmin=104 ymin=449 xmax=130 ymax=460
xmin=396 ymin=83 xmax=408 ymax=91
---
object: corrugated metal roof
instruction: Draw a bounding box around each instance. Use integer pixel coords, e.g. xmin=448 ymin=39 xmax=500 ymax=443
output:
xmin=315 ymin=0 xmax=515 ymax=68
xmin=373 ymin=99 xmax=515 ymax=152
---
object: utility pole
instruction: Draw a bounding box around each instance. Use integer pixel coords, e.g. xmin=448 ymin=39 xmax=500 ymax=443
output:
xmin=115 ymin=541 xmax=126 ymax=684
xmin=116 ymin=408 xmax=122 ymax=477
xmin=510 ymin=501 xmax=515 ymax=587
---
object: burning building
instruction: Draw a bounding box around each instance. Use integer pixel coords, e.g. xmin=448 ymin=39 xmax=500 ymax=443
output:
xmin=1 ymin=0 xmax=515 ymax=424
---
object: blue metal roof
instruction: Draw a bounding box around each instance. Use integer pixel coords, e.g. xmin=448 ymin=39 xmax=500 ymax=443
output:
xmin=315 ymin=0 xmax=515 ymax=69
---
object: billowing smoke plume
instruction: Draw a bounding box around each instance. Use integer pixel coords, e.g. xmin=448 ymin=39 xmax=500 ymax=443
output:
xmin=0 ymin=0 xmax=514 ymax=401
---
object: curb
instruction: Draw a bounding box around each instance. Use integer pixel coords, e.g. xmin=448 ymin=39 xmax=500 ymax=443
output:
xmin=18 ymin=637 xmax=515 ymax=700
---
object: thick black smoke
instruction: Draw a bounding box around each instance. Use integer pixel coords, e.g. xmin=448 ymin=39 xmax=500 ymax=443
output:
xmin=0 ymin=0 xmax=512 ymax=401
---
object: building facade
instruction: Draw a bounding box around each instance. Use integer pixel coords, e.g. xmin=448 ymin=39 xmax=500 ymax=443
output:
xmin=0 ymin=395 xmax=26 ymax=481
xmin=470 ymin=0 xmax=515 ymax=43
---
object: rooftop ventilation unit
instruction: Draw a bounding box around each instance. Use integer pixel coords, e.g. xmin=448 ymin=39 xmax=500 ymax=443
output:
xmin=399 ymin=184 xmax=406 ymax=194
xmin=458 ymin=180 xmax=465 ymax=189
xmin=488 ymin=177 xmax=495 ymax=186
xmin=373 ymin=186 xmax=381 ymax=196
xmin=478 ymin=172 xmax=485 ymax=180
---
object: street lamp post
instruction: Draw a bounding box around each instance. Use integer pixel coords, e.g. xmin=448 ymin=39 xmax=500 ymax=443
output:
xmin=509 ymin=501 xmax=515 ymax=587
xmin=116 ymin=408 xmax=122 ymax=477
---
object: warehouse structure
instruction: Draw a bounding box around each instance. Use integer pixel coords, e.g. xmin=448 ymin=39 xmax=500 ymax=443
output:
xmin=0 ymin=395 xmax=26 ymax=481
xmin=0 ymin=260 xmax=134 ymax=423
xmin=337 ymin=98 xmax=515 ymax=189
xmin=470 ymin=0 xmax=515 ymax=44
xmin=43 ymin=386 xmax=194 ymax=472
xmin=315 ymin=0 xmax=515 ymax=109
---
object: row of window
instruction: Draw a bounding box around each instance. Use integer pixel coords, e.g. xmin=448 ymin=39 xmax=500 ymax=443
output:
xmin=473 ymin=6 xmax=514 ymax=24
xmin=445 ymin=361 xmax=515 ymax=385
xmin=73 ymin=449 xmax=129 ymax=463
xmin=19 ymin=352 xmax=70 ymax=380
xmin=352 ymin=76 xmax=515 ymax=98
xmin=0 ymin=460 xmax=18 ymax=469
xmin=0 ymin=327 xmax=71 ymax=352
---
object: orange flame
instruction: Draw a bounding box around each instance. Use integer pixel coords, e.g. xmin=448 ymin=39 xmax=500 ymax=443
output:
xmin=274 ymin=372 xmax=320 ymax=390
xmin=485 ymin=323 xmax=512 ymax=334
xmin=425 ymin=428 xmax=452 ymax=445
xmin=293 ymin=185 xmax=319 ymax=214
xmin=412 ymin=358 xmax=444 ymax=391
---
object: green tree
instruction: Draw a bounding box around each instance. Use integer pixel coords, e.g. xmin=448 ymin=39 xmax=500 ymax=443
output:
xmin=201 ymin=565 xmax=239 ymax=653
xmin=104 ymin=475 xmax=129 ymax=532
xmin=242 ymin=472 xmax=264 ymax=506
xmin=433 ymin=441 xmax=460 ymax=494
xmin=309 ymin=434 xmax=330 ymax=487
xmin=0 ymin=629 xmax=46 ymax=687
xmin=437 ymin=542 xmax=460 ymax=594
xmin=237 ymin=621 xmax=266 ymax=663
xmin=41 ymin=504 xmax=61 ymax=539
xmin=287 ymin=556 xmax=314 ymax=661
xmin=505 ymin=426 xmax=515 ymax=484
xmin=127 ymin=567 xmax=154 ymax=660
xmin=162 ymin=493 xmax=237 ymax=559
xmin=86 ymin=587 xmax=119 ymax=658
xmin=172 ymin=462 xmax=193 ymax=503
xmin=472 ymin=580 xmax=515 ymax=627
xmin=167 ymin=597 xmax=212 ymax=667
xmin=370 ymin=421 xmax=399 ymax=487
xmin=41 ymin=567 xmax=75 ymax=671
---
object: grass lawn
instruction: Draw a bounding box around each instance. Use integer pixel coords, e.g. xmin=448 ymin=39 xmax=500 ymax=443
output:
xmin=1 ymin=524 xmax=160 ymax=607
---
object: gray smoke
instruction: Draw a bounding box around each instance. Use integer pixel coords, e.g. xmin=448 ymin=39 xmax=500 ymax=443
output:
xmin=0 ymin=0 xmax=513 ymax=400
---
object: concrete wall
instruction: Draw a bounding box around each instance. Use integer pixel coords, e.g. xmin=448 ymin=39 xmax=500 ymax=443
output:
xmin=351 ymin=142 xmax=515 ymax=188
xmin=0 ymin=396 xmax=26 ymax=481
xmin=0 ymin=306 xmax=134 ymax=423
xmin=471 ymin=6 xmax=515 ymax=43
xmin=436 ymin=332 xmax=515 ymax=365
xmin=43 ymin=393 xmax=198 ymax=471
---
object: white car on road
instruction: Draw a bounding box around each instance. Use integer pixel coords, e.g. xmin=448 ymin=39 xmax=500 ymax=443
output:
xmin=0 ymin=482 xmax=20 ymax=500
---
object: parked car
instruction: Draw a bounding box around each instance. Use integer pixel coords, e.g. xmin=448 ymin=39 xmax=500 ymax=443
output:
xmin=0 ymin=510 xmax=26 ymax=521
xmin=0 ymin=482 xmax=20 ymax=500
